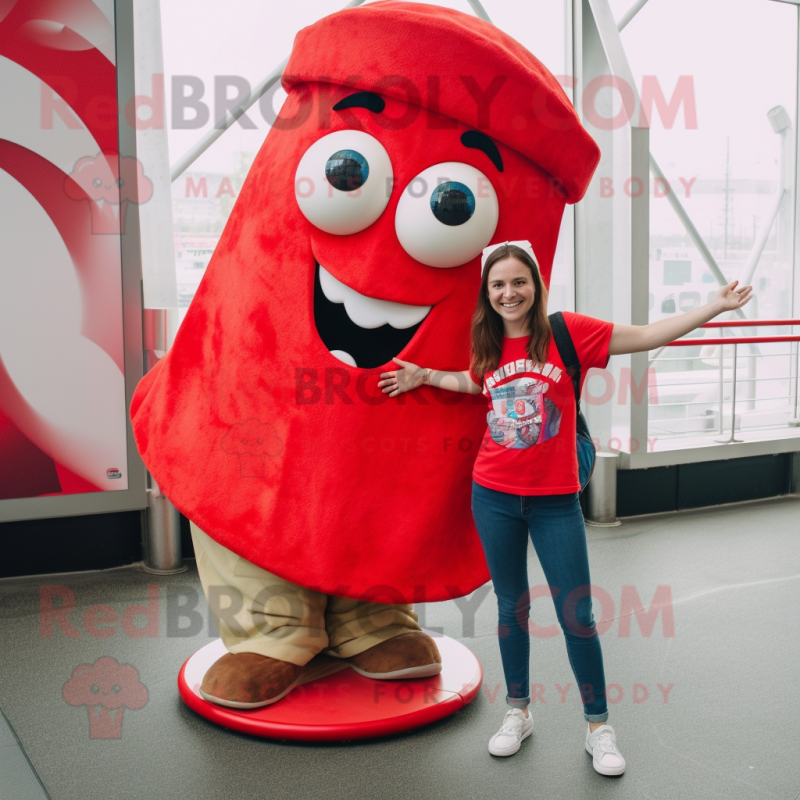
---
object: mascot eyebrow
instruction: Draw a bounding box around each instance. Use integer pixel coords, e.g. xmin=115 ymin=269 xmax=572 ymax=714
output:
xmin=333 ymin=91 xmax=504 ymax=173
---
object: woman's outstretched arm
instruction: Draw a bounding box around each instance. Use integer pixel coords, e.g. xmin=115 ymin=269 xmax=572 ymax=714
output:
xmin=378 ymin=358 xmax=482 ymax=397
xmin=608 ymin=280 xmax=753 ymax=356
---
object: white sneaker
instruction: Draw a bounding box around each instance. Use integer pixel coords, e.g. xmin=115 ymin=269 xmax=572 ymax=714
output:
xmin=488 ymin=708 xmax=533 ymax=756
xmin=585 ymin=723 xmax=626 ymax=775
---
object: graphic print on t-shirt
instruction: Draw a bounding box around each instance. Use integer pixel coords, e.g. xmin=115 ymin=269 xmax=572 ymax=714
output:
xmin=486 ymin=377 xmax=562 ymax=449
xmin=472 ymin=316 xmax=614 ymax=495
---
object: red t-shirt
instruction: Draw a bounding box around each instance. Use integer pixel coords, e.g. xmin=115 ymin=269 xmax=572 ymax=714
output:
xmin=469 ymin=312 xmax=614 ymax=495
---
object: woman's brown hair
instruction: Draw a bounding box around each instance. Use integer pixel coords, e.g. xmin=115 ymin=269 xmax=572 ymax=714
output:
xmin=469 ymin=243 xmax=552 ymax=384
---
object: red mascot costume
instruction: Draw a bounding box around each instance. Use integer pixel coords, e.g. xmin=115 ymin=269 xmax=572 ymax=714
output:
xmin=131 ymin=1 xmax=599 ymax=708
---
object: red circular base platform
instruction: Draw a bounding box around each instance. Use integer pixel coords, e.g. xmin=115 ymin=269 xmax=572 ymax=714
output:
xmin=178 ymin=633 xmax=482 ymax=741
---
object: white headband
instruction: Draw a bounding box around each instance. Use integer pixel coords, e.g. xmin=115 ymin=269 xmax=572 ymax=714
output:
xmin=481 ymin=240 xmax=539 ymax=277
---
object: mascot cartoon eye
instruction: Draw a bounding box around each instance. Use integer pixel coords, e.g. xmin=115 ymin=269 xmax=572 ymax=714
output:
xmin=395 ymin=161 xmax=499 ymax=268
xmin=295 ymin=129 xmax=393 ymax=235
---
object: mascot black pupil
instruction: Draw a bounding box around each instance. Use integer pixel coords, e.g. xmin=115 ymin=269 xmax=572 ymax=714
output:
xmin=326 ymin=150 xmax=368 ymax=191
xmin=431 ymin=181 xmax=474 ymax=226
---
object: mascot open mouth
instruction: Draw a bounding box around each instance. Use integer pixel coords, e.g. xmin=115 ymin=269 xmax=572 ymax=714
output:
xmin=313 ymin=261 xmax=431 ymax=369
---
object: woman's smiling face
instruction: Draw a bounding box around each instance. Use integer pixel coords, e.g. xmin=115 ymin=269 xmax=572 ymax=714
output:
xmin=487 ymin=256 xmax=535 ymax=329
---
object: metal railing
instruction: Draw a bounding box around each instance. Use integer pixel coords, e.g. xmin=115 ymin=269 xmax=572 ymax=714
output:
xmin=655 ymin=320 xmax=800 ymax=444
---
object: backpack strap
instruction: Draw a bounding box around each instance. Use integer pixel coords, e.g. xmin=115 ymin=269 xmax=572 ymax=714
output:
xmin=548 ymin=311 xmax=581 ymax=407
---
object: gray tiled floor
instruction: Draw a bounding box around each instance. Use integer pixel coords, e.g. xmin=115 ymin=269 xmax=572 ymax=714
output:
xmin=0 ymin=709 xmax=50 ymax=800
xmin=0 ymin=494 xmax=798 ymax=800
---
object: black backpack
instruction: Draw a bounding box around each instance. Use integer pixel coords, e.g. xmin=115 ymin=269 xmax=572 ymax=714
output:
xmin=548 ymin=312 xmax=596 ymax=492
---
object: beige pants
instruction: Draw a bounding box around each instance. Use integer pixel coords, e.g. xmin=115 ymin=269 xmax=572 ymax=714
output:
xmin=190 ymin=522 xmax=421 ymax=666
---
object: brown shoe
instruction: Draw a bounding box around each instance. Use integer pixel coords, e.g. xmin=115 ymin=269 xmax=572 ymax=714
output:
xmin=199 ymin=652 xmax=303 ymax=709
xmin=347 ymin=632 xmax=442 ymax=679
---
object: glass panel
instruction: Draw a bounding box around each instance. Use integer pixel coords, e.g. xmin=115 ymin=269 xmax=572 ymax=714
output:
xmin=664 ymin=260 xmax=691 ymax=285
xmin=610 ymin=0 xmax=798 ymax=440
xmin=0 ymin=0 xmax=130 ymax=499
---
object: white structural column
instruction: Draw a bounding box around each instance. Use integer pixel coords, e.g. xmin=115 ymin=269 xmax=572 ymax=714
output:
xmin=795 ymin=10 xmax=800 ymax=324
xmin=133 ymin=0 xmax=178 ymax=309
xmin=132 ymin=0 xmax=185 ymax=570
xmin=573 ymin=0 xmax=650 ymax=457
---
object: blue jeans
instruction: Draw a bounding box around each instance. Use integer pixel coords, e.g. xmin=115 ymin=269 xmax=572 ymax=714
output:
xmin=471 ymin=481 xmax=609 ymax=722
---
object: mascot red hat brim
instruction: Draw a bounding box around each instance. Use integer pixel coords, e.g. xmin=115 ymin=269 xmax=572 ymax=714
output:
xmin=284 ymin=0 xmax=599 ymax=203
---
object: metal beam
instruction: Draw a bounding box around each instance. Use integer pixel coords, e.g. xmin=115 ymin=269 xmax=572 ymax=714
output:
xmin=617 ymin=0 xmax=651 ymax=32
xmin=465 ymin=0 xmax=493 ymax=23
xmin=170 ymin=56 xmax=288 ymax=182
xmin=649 ymin=154 xmax=732 ymax=293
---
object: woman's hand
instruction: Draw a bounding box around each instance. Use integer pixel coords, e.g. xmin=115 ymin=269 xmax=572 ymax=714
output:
xmin=378 ymin=358 xmax=428 ymax=397
xmin=713 ymin=280 xmax=753 ymax=313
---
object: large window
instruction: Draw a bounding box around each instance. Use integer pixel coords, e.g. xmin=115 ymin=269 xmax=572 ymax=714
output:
xmin=157 ymin=0 xmax=800 ymax=454
xmin=591 ymin=0 xmax=800 ymax=449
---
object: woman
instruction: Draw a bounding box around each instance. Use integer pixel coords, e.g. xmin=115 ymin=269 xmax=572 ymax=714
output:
xmin=377 ymin=241 xmax=752 ymax=774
